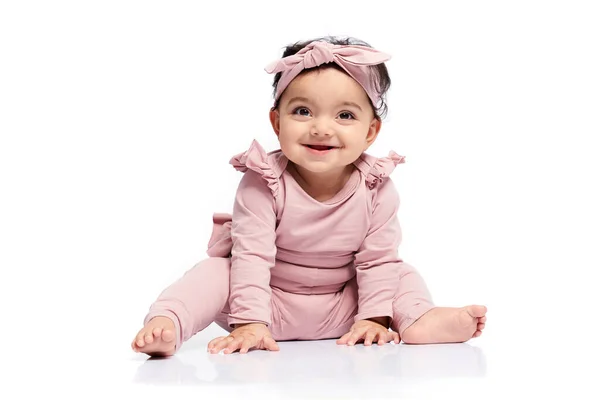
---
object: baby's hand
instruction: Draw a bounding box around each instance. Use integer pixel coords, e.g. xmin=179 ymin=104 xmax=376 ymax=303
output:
xmin=207 ymin=323 xmax=280 ymax=354
xmin=336 ymin=319 xmax=400 ymax=346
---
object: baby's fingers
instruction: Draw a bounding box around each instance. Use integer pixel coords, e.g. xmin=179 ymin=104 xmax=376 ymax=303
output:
xmin=375 ymin=330 xmax=395 ymax=345
xmin=263 ymin=336 xmax=280 ymax=351
xmin=224 ymin=336 xmax=244 ymax=354
xmin=207 ymin=336 xmax=226 ymax=352
xmin=364 ymin=329 xmax=377 ymax=346
xmin=336 ymin=331 xmax=352 ymax=345
xmin=347 ymin=328 xmax=367 ymax=346
xmin=209 ymin=336 xmax=233 ymax=354
xmin=239 ymin=337 xmax=255 ymax=354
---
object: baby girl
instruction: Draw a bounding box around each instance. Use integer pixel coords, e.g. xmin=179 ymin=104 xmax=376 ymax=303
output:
xmin=131 ymin=36 xmax=487 ymax=357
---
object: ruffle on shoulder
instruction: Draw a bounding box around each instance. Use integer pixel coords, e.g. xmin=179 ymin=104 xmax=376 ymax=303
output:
xmin=229 ymin=139 xmax=280 ymax=197
xmin=366 ymin=151 xmax=406 ymax=190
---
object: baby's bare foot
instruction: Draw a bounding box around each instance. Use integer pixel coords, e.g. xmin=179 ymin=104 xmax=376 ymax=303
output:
xmin=131 ymin=316 xmax=176 ymax=357
xmin=402 ymin=305 xmax=487 ymax=344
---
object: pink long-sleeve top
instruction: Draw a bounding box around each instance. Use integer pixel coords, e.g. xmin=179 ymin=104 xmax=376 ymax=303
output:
xmin=206 ymin=140 xmax=408 ymax=328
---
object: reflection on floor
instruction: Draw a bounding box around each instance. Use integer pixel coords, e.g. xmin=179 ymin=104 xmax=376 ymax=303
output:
xmin=132 ymin=324 xmax=486 ymax=394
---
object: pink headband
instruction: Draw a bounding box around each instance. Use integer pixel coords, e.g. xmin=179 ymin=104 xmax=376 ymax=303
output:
xmin=264 ymin=40 xmax=391 ymax=107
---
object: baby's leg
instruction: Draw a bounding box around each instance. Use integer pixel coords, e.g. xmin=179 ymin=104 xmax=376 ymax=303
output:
xmin=132 ymin=257 xmax=231 ymax=356
xmin=391 ymin=262 xmax=487 ymax=344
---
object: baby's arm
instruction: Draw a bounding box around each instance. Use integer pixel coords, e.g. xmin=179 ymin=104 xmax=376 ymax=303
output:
xmin=227 ymin=171 xmax=278 ymax=328
xmin=353 ymin=178 xmax=408 ymax=323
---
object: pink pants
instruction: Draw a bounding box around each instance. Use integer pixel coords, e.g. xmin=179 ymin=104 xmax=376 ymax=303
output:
xmin=144 ymin=256 xmax=435 ymax=352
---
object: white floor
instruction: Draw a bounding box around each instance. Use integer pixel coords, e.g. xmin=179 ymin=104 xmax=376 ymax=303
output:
xmin=129 ymin=324 xmax=490 ymax=398
xmin=121 ymin=314 xmax=594 ymax=400
xmin=7 ymin=295 xmax=598 ymax=400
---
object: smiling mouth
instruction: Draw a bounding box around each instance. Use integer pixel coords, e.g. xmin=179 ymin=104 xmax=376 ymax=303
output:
xmin=304 ymin=144 xmax=339 ymax=150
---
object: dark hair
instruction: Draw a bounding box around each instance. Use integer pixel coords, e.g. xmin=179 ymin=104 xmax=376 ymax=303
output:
xmin=271 ymin=36 xmax=391 ymax=120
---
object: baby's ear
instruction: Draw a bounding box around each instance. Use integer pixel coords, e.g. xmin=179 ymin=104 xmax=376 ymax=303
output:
xmin=365 ymin=117 xmax=382 ymax=148
xmin=269 ymin=108 xmax=280 ymax=136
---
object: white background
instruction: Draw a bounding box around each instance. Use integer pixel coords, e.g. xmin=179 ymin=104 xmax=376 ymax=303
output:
xmin=1 ymin=1 xmax=599 ymax=398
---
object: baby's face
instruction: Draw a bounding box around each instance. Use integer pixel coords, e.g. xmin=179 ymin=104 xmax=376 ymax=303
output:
xmin=271 ymin=67 xmax=380 ymax=175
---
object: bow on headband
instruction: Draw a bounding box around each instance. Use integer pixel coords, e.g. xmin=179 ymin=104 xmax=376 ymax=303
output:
xmin=265 ymin=40 xmax=391 ymax=107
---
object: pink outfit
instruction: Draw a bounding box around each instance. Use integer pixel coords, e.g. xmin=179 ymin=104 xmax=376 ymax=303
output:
xmin=144 ymin=140 xmax=434 ymax=351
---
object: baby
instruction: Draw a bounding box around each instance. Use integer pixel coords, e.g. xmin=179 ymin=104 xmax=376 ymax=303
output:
xmin=131 ymin=36 xmax=487 ymax=357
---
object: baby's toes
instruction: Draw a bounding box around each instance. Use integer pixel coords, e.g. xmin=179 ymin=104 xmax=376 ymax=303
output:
xmin=478 ymin=322 xmax=485 ymax=331
xmin=135 ymin=331 xmax=148 ymax=348
xmin=479 ymin=316 xmax=487 ymax=323
xmin=161 ymin=328 xmax=175 ymax=343
xmin=152 ymin=327 xmax=163 ymax=338
xmin=473 ymin=330 xmax=482 ymax=338
xmin=144 ymin=331 xmax=154 ymax=344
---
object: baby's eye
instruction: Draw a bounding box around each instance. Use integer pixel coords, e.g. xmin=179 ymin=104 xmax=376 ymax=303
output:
xmin=338 ymin=112 xmax=355 ymax=120
xmin=293 ymin=107 xmax=311 ymax=117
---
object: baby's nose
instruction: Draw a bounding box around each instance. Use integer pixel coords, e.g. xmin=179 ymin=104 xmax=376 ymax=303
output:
xmin=310 ymin=118 xmax=334 ymax=136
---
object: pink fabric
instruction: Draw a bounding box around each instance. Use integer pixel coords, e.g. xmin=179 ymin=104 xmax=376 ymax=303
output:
xmin=265 ymin=40 xmax=391 ymax=106
xmin=145 ymin=257 xmax=433 ymax=352
xmin=145 ymin=140 xmax=435 ymax=350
